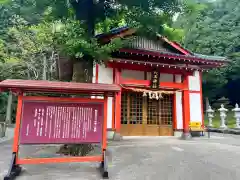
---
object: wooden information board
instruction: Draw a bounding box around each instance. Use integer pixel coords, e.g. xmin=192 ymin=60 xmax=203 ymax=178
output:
xmin=20 ymin=100 xmax=103 ymax=144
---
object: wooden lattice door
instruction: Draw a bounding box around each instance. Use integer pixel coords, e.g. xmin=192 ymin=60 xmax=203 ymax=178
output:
xmin=120 ymin=92 xmax=173 ymax=136
xmin=145 ymin=94 xmax=173 ymax=136
xmin=121 ymin=92 xmax=144 ymax=136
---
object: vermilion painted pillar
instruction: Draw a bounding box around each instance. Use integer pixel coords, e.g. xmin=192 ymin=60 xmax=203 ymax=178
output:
xmin=114 ymin=68 xmax=121 ymax=133
xmin=182 ymin=74 xmax=191 ymax=139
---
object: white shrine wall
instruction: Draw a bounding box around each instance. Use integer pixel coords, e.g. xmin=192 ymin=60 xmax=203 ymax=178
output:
xmin=121 ymin=70 xmax=175 ymax=82
xmin=174 ymin=74 xmax=183 ymax=130
xmin=121 ymin=69 xmax=144 ymax=80
xmin=188 ymin=71 xmax=203 ymax=123
xmin=92 ymin=64 xmax=114 ymax=129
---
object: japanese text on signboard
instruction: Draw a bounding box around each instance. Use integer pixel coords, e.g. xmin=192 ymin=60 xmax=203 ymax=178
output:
xmin=20 ymin=100 xmax=104 ymax=144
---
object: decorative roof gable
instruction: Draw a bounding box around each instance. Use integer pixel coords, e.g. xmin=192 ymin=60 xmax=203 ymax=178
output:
xmin=96 ymin=26 xmax=228 ymax=63
xmin=127 ymin=36 xmax=182 ymax=55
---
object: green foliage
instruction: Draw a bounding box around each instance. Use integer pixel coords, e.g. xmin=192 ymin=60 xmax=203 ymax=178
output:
xmin=162 ymin=24 xmax=184 ymax=42
xmin=225 ymin=53 xmax=240 ymax=80
xmin=71 ymin=0 xmax=181 ymax=37
xmin=95 ymin=13 xmax=126 ymax=34
xmin=0 ymin=0 xmax=184 ymax=66
xmin=0 ymin=0 xmax=186 ymax=122
xmin=0 ymin=39 xmax=6 ymax=62
xmin=202 ymin=68 xmax=227 ymax=101
xmin=174 ymin=0 xmax=208 ymax=42
xmin=51 ymin=19 xmax=127 ymax=63
xmin=176 ymin=0 xmax=240 ymax=104
xmin=182 ymin=0 xmax=239 ymax=55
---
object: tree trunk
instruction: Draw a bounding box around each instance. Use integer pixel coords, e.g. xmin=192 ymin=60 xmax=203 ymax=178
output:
xmin=72 ymin=58 xmax=93 ymax=83
xmin=205 ymin=97 xmax=210 ymax=112
xmin=5 ymin=92 xmax=13 ymax=125
xmin=42 ymin=55 xmax=47 ymax=80
xmin=57 ymin=58 xmax=94 ymax=156
xmin=57 ymin=54 xmax=73 ymax=82
xmin=1 ymin=92 xmax=13 ymax=137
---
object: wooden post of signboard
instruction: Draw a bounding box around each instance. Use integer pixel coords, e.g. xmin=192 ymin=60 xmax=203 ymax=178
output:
xmin=4 ymin=93 xmax=23 ymax=180
xmin=101 ymin=95 xmax=108 ymax=177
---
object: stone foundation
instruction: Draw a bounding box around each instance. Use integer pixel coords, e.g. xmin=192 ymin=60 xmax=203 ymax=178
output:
xmin=107 ymin=130 xmax=122 ymax=141
xmin=173 ymin=131 xmax=183 ymax=137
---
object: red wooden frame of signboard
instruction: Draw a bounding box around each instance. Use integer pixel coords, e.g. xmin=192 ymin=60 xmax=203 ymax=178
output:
xmin=0 ymin=79 xmax=120 ymax=180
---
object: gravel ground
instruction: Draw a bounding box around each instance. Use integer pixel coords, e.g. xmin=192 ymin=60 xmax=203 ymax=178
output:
xmin=1 ymin=134 xmax=240 ymax=180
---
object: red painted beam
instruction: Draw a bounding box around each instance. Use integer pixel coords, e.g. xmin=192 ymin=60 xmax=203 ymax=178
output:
xmin=161 ymin=82 xmax=185 ymax=89
xmin=108 ymin=62 xmax=193 ymax=76
xmin=120 ymin=78 xmax=185 ymax=90
xmin=120 ymin=79 xmax=149 ymax=86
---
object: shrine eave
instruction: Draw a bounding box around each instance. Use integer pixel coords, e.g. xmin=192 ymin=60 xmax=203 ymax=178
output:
xmin=0 ymin=79 xmax=121 ymax=96
xmin=118 ymin=48 xmax=228 ymax=66
xmin=110 ymin=58 xmax=206 ymax=72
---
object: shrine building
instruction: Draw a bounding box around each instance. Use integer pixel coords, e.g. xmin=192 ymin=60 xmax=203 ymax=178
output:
xmin=93 ymin=26 xmax=228 ymax=138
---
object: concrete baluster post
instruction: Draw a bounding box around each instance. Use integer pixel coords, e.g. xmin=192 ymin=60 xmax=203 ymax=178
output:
xmin=206 ymin=105 xmax=214 ymax=127
xmin=218 ymin=104 xmax=228 ymax=129
xmin=232 ymin=104 xmax=240 ymax=129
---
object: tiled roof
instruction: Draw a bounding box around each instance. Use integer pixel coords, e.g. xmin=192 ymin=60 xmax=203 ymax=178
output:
xmin=95 ymin=26 xmax=129 ymax=38
xmin=0 ymin=79 xmax=120 ymax=95
xmin=193 ymin=53 xmax=228 ymax=62
xmin=119 ymin=48 xmax=228 ymax=65
xmin=96 ymin=26 xmax=228 ymax=63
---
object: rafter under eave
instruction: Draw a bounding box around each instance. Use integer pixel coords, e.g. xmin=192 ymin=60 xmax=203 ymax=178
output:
xmin=109 ymin=58 xmax=213 ymax=72
xmin=117 ymin=49 xmax=227 ymax=67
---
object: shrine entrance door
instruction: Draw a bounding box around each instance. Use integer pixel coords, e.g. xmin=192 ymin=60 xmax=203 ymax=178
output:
xmin=120 ymin=92 xmax=174 ymax=136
